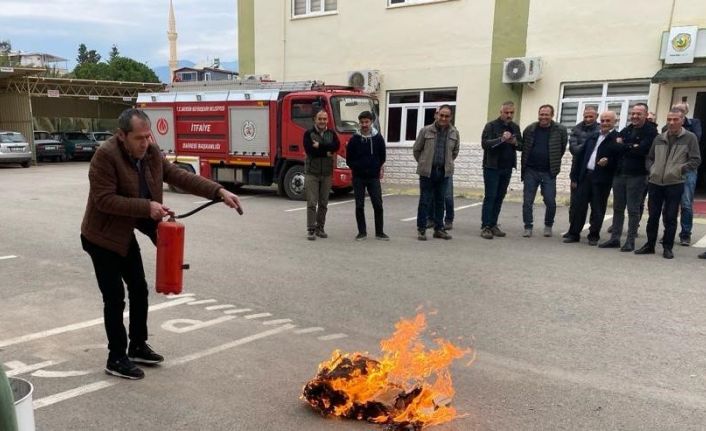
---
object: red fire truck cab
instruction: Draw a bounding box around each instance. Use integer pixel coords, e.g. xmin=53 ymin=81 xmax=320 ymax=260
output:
xmin=136 ymin=80 xmax=378 ymax=200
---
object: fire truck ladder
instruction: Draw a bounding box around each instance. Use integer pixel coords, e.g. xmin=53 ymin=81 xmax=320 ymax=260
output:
xmin=168 ymin=80 xmax=327 ymax=92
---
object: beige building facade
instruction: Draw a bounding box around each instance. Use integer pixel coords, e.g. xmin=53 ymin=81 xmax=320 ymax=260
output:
xmin=238 ymin=0 xmax=706 ymax=192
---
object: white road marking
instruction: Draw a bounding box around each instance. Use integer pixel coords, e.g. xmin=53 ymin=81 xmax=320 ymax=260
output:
xmin=243 ymin=313 xmax=273 ymax=320
xmin=262 ymin=319 xmax=293 ymax=326
xmin=317 ymin=334 xmax=348 ymax=341
xmin=223 ymin=308 xmax=252 ymax=315
xmin=692 ymin=234 xmax=706 ymax=248
xmin=33 ymin=369 xmax=93 ymax=378
xmin=161 ymin=316 xmax=236 ymax=333
xmin=166 ymin=324 xmax=296 ymax=367
xmin=401 ymin=202 xmax=482 ymax=221
xmin=0 ymin=296 xmax=195 ymax=349
xmin=34 ymin=325 xmax=296 ymax=410
xmin=581 ymin=215 xmax=613 ymax=232
xmin=205 ymin=304 xmax=236 ymax=311
xmin=187 ymin=299 xmax=218 ymax=306
xmin=5 ymin=360 xmax=60 ymax=377
xmin=0 ymin=255 xmax=17 ymax=261
xmin=286 ymin=193 xmax=395 ymax=212
xmin=294 ymin=327 xmax=325 ymax=334
xmin=34 ymin=381 xmax=115 ymax=409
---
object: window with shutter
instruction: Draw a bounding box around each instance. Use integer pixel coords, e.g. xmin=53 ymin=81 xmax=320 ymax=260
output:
xmin=292 ymin=0 xmax=336 ymax=17
xmin=386 ymin=88 xmax=457 ymax=145
xmin=558 ymin=80 xmax=650 ymax=131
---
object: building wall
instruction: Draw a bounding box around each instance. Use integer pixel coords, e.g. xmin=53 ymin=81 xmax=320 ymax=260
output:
xmin=253 ymin=0 xmax=496 ymax=138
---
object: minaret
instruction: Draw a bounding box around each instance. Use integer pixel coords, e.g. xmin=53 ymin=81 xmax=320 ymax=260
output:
xmin=168 ymin=0 xmax=178 ymax=82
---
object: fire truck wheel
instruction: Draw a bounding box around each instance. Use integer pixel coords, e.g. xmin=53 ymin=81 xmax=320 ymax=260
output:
xmin=283 ymin=164 xmax=306 ymax=201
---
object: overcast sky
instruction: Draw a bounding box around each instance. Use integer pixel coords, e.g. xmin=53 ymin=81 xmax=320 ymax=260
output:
xmin=0 ymin=0 xmax=238 ymax=69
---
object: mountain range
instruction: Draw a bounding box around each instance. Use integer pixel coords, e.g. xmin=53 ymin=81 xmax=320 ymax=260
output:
xmin=152 ymin=60 xmax=239 ymax=83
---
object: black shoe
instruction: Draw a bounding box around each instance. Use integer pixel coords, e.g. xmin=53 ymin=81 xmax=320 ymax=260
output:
xmin=598 ymin=239 xmax=620 ymax=249
xmin=375 ymin=233 xmax=390 ymax=241
xmin=587 ymin=239 xmax=598 ymax=246
xmin=128 ymin=343 xmax=164 ymax=365
xmin=417 ymin=230 xmax=427 ymax=241
xmin=433 ymin=230 xmax=452 ymax=240
xmin=426 ymin=219 xmax=435 ymax=229
xmin=679 ymin=236 xmax=691 ymax=246
xmin=444 ymin=221 xmax=453 ymax=231
xmin=698 ymin=251 xmax=706 ymax=259
xmin=663 ymin=249 xmax=674 ymax=259
xmin=634 ymin=244 xmax=655 ymax=255
xmin=355 ymin=233 xmax=367 ymax=241
xmin=105 ymin=357 xmax=144 ymax=380
xmin=561 ymin=232 xmax=571 ymax=239
xmin=562 ymin=236 xmax=579 ymax=243
xmin=307 ymin=230 xmax=316 ymax=241
xmin=315 ymin=228 xmax=328 ymax=239
xmin=620 ymin=242 xmax=635 ymax=252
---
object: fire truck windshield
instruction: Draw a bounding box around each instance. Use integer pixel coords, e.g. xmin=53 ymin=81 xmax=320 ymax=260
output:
xmin=330 ymin=96 xmax=378 ymax=134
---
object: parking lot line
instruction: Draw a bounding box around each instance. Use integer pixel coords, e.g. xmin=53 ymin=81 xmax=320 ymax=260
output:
xmin=34 ymin=381 xmax=115 ymax=410
xmin=401 ymin=202 xmax=482 ymax=222
xmin=692 ymin=234 xmax=706 ymax=248
xmin=0 ymin=255 xmax=17 ymax=261
xmin=285 ymin=193 xmax=395 ymax=212
xmin=0 ymin=296 xmax=195 ymax=349
xmin=33 ymin=324 xmax=297 ymax=410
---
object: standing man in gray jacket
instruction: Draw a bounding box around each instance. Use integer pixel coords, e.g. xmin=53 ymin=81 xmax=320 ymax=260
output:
xmin=635 ymin=108 xmax=701 ymax=259
xmin=413 ymin=104 xmax=460 ymax=241
xmin=565 ymin=106 xmax=599 ymax=237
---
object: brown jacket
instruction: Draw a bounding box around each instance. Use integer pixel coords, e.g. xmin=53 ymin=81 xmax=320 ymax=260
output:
xmin=81 ymin=137 xmax=223 ymax=256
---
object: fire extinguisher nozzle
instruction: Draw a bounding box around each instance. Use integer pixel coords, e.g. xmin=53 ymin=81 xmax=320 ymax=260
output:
xmin=182 ymin=264 xmax=190 ymax=270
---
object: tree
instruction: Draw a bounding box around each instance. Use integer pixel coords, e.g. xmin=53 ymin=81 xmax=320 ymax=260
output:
xmin=0 ymin=40 xmax=14 ymax=67
xmin=108 ymin=57 xmax=159 ymax=83
xmin=76 ymin=43 xmax=101 ymax=64
xmin=109 ymin=45 xmax=120 ymax=62
xmin=73 ymin=62 xmax=113 ymax=80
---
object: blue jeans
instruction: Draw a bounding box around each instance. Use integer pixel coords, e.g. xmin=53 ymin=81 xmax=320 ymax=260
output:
xmin=522 ymin=168 xmax=557 ymax=229
xmin=679 ymin=170 xmax=697 ymax=240
xmin=482 ymin=167 xmax=513 ymax=228
xmin=429 ymin=176 xmax=454 ymax=224
xmin=417 ymin=167 xmax=449 ymax=231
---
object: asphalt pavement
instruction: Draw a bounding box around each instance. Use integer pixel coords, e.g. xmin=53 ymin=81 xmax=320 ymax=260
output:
xmin=2 ymin=162 xmax=706 ymax=431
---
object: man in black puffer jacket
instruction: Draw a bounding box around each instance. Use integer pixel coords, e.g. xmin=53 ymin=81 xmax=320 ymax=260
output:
xmin=346 ymin=111 xmax=388 ymax=241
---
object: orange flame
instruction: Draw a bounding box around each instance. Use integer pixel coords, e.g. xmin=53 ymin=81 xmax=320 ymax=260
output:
xmin=303 ymin=313 xmax=470 ymax=429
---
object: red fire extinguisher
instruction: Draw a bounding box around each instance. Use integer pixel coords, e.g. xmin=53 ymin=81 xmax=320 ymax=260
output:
xmin=155 ymin=199 xmax=239 ymax=295
xmin=155 ymin=216 xmax=187 ymax=295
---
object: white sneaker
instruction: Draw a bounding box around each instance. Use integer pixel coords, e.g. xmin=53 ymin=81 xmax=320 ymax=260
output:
xmin=543 ymin=226 xmax=552 ymax=237
xmin=523 ymin=228 xmax=532 ymax=238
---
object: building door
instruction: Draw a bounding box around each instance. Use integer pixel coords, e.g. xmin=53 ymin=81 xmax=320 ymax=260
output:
xmin=672 ymin=87 xmax=706 ymax=191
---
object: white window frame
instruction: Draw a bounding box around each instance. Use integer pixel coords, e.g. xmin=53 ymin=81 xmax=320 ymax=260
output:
xmin=387 ymin=0 xmax=457 ymax=8
xmin=385 ymin=88 xmax=457 ymax=147
xmin=291 ymin=0 xmax=337 ymax=18
xmin=558 ymin=80 xmax=650 ymax=132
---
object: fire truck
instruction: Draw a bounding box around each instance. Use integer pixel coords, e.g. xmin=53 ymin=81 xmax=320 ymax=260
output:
xmin=136 ymin=80 xmax=378 ymax=200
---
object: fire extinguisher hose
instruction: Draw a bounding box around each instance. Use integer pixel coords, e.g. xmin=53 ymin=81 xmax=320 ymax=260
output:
xmin=173 ymin=199 xmax=221 ymax=220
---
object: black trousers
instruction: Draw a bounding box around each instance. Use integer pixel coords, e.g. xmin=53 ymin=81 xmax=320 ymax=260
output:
xmin=81 ymin=234 xmax=149 ymax=360
xmin=567 ymin=172 xmax=612 ymax=240
xmin=646 ymin=183 xmax=683 ymax=250
xmin=353 ymin=176 xmax=384 ymax=235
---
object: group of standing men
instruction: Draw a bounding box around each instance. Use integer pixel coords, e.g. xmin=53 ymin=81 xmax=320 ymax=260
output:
xmin=302 ymin=100 xmax=704 ymax=260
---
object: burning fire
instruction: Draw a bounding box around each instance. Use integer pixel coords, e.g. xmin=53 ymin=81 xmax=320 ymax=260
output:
xmin=302 ymin=313 xmax=470 ymax=430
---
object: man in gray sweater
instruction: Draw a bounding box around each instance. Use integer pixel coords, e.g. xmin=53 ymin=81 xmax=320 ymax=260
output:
xmin=635 ymin=108 xmax=701 ymax=259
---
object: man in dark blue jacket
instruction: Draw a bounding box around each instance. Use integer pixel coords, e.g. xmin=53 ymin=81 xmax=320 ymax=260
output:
xmin=563 ymin=111 xmax=620 ymax=245
xmin=346 ymin=111 xmax=388 ymax=240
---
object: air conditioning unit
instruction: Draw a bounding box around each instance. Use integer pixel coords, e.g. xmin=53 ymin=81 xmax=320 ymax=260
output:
xmin=502 ymin=57 xmax=542 ymax=84
xmin=347 ymin=70 xmax=381 ymax=93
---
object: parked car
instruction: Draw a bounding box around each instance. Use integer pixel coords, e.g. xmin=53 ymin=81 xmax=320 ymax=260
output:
xmin=51 ymin=131 xmax=98 ymax=160
xmin=89 ymin=131 xmax=113 ymax=146
xmin=0 ymin=131 xmax=31 ymax=167
xmin=33 ymin=131 xmax=65 ymax=162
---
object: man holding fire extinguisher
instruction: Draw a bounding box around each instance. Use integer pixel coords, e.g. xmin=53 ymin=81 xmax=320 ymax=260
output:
xmin=80 ymin=108 xmax=242 ymax=380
